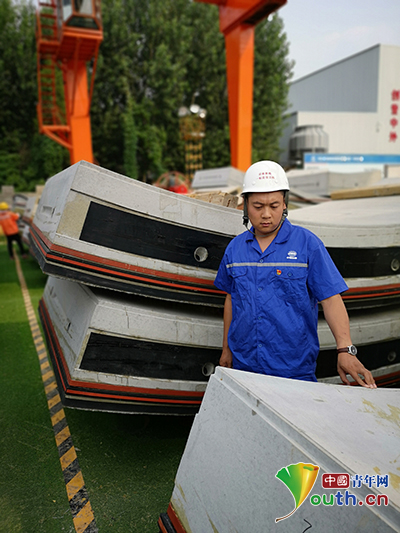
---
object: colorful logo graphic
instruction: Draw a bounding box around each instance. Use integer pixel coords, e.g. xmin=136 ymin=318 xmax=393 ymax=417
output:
xmin=275 ymin=462 xmax=319 ymax=522
xmin=275 ymin=466 xmax=390 ymax=523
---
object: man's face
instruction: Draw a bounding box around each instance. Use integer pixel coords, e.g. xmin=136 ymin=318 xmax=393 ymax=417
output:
xmin=247 ymin=191 xmax=286 ymax=237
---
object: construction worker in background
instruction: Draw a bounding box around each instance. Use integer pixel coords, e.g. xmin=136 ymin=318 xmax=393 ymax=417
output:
xmin=0 ymin=202 xmax=27 ymax=259
xmin=214 ymin=160 xmax=376 ymax=389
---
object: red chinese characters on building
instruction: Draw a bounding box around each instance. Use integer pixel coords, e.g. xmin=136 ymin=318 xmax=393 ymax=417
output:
xmin=389 ymin=90 xmax=400 ymax=142
xmin=321 ymin=473 xmax=350 ymax=489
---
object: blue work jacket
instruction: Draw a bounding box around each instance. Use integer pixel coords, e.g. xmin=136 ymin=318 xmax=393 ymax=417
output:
xmin=214 ymin=218 xmax=348 ymax=381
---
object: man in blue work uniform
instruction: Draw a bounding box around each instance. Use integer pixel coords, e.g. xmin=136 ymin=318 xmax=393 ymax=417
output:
xmin=214 ymin=160 xmax=376 ymax=388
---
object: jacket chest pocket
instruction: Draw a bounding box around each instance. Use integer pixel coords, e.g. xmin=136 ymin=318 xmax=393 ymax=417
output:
xmin=272 ymin=267 xmax=308 ymax=304
xmin=229 ymin=267 xmax=251 ymax=298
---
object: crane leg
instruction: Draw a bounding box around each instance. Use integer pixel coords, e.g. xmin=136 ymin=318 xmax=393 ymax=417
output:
xmin=64 ymin=60 xmax=94 ymax=164
xmin=224 ymin=23 xmax=255 ymax=171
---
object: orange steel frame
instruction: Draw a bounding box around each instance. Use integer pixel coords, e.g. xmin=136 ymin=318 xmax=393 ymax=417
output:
xmin=37 ymin=1 xmax=286 ymax=171
xmin=195 ymin=0 xmax=287 ymax=171
xmin=36 ymin=1 xmax=103 ymax=164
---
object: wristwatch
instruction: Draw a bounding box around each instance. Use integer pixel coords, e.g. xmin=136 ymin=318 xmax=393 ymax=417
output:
xmin=337 ymin=345 xmax=358 ymax=356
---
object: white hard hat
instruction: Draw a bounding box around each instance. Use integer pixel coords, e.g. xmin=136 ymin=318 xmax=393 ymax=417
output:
xmin=242 ymin=160 xmax=289 ymax=195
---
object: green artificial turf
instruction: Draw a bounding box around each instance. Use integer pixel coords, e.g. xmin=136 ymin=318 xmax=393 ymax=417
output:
xmin=66 ymin=410 xmax=193 ymax=531
xmin=0 ymin=242 xmax=194 ymax=532
xmin=0 ymin=245 xmax=73 ymax=532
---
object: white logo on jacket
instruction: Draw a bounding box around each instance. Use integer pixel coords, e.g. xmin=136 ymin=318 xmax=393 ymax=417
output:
xmin=286 ymin=250 xmax=297 ymax=260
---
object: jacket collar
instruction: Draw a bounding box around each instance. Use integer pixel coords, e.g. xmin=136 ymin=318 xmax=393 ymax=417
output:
xmin=245 ymin=217 xmax=292 ymax=245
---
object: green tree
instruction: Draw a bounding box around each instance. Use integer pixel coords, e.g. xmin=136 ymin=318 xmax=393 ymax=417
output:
xmin=0 ymin=0 xmax=36 ymax=145
xmin=0 ymin=0 xmax=68 ymax=191
xmin=123 ymin=85 xmax=139 ymax=179
xmin=91 ymin=0 xmax=229 ymax=180
xmin=253 ymin=14 xmax=294 ymax=162
xmin=0 ymin=1 xmax=293 ymax=190
xmin=92 ymin=2 xmax=292 ymax=179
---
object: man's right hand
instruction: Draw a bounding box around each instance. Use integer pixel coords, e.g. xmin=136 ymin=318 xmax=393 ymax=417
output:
xmin=219 ymin=347 xmax=233 ymax=368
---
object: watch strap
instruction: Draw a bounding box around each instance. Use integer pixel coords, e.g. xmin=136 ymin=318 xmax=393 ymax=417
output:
xmin=337 ymin=347 xmax=349 ymax=354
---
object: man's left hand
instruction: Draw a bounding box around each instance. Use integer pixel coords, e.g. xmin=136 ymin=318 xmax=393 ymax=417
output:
xmin=337 ymin=353 xmax=377 ymax=388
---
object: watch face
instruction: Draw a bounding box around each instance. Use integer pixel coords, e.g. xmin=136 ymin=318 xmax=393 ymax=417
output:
xmin=349 ymin=345 xmax=357 ymax=356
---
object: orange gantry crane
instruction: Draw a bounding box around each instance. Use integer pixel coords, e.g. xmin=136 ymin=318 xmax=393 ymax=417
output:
xmin=196 ymin=0 xmax=287 ymax=171
xmin=36 ymin=0 xmax=286 ymax=171
xmin=36 ymin=0 xmax=103 ymax=164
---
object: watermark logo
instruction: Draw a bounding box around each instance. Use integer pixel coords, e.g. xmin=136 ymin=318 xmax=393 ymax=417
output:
xmin=311 ymin=473 xmax=390 ymax=508
xmin=321 ymin=473 xmax=349 ymax=489
xmin=275 ymin=466 xmax=390 ymax=523
xmin=275 ymin=462 xmax=319 ymax=522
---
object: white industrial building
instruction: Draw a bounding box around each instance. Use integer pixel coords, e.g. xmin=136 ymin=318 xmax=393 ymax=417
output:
xmin=279 ymin=44 xmax=400 ymax=174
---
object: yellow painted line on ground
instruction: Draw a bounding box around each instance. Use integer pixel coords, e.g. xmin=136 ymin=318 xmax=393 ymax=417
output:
xmin=56 ymin=425 xmax=72 ymax=448
xmin=51 ymin=408 xmax=67 ymax=427
xmin=60 ymin=446 xmax=78 ymax=470
xmin=48 ymin=392 xmax=62 ymax=410
xmin=67 ymin=471 xmax=85 ymax=500
xmin=14 ymin=253 xmax=98 ymax=533
xmin=45 ymin=380 xmax=58 ymax=395
xmin=74 ymin=502 xmax=96 ymax=533
xmin=40 ymin=360 xmax=50 ymax=371
xmin=42 ymin=369 xmax=54 ymax=382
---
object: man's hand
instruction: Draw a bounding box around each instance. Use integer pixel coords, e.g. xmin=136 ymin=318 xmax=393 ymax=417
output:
xmin=337 ymin=353 xmax=377 ymax=388
xmin=219 ymin=347 xmax=233 ymax=368
xmin=219 ymin=294 xmax=233 ymax=368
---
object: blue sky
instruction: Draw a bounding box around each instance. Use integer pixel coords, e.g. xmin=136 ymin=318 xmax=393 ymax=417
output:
xmin=277 ymin=0 xmax=400 ymax=80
